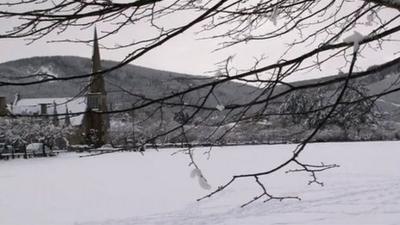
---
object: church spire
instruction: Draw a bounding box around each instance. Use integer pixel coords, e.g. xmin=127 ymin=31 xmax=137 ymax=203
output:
xmin=92 ymin=27 xmax=101 ymax=74
xmin=89 ymin=27 xmax=105 ymax=94
xmin=85 ymin=27 xmax=109 ymax=147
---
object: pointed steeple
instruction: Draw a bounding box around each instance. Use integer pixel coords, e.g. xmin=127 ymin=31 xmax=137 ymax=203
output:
xmin=89 ymin=27 xmax=106 ymax=94
xmin=85 ymin=27 xmax=109 ymax=147
xmin=92 ymin=27 xmax=101 ymax=74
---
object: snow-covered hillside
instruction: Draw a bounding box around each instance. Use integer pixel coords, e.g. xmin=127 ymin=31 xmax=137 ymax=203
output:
xmin=0 ymin=142 xmax=399 ymax=225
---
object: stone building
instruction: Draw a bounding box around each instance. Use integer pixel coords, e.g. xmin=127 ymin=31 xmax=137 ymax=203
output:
xmin=10 ymin=29 xmax=109 ymax=147
xmin=83 ymin=28 xmax=109 ymax=147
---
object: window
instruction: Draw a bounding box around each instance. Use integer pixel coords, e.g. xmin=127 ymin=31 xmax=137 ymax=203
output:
xmin=39 ymin=103 xmax=49 ymax=115
xmin=87 ymin=93 xmax=101 ymax=110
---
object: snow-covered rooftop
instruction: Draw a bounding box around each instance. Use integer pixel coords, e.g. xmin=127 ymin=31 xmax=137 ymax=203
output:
xmin=13 ymin=97 xmax=86 ymax=126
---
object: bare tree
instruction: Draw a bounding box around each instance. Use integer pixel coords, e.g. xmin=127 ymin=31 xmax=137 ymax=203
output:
xmin=1 ymin=0 xmax=400 ymax=206
xmin=280 ymin=82 xmax=377 ymax=138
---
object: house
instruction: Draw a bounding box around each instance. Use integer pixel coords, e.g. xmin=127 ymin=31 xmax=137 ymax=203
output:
xmin=12 ymin=95 xmax=86 ymax=127
xmin=9 ymin=28 xmax=109 ymax=147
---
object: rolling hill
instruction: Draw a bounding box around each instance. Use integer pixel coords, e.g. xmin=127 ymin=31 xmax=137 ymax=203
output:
xmin=2 ymin=56 xmax=400 ymax=144
xmin=0 ymin=56 xmax=260 ymax=107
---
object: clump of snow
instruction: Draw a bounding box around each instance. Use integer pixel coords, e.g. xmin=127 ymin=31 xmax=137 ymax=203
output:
xmin=270 ymin=5 xmax=279 ymax=26
xmin=198 ymin=176 xmax=211 ymax=190
xmin=343 ymin=31 xmax=365 ymax=53
xmin=190 ymin=168 xmax=201 ymax=178
xmin=34 ymin=65 xmax=58 ymax=81
xmin=216 ymin=104 xmax=225 ymax=111
xmin=190 ymin=167 xmax=211 ymax=190
xmin=366 ymin=12 xmax=374 ymax=26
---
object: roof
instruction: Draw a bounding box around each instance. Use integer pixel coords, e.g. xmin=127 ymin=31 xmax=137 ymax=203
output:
xmin=13 ymin=97 xmax=86 ymax=126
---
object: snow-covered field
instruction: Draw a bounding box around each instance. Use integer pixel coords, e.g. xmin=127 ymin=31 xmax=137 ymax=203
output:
xmin=1 ymin=141 xmax=399 ymax=225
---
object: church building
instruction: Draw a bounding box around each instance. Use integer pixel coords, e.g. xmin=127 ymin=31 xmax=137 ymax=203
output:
xmin=11 ymin=29 xmax=109 ymax=147
xmin=83 ymin=28 xmax=109 ymax=147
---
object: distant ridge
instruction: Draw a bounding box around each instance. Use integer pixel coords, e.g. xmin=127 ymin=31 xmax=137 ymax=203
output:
xmin=1 ymin=56 xmax=400 ymax=112
xmin=2 ymin=56 xmax=400 ymax=143
xmin=0 ymin=56 xmax=260 ymax=106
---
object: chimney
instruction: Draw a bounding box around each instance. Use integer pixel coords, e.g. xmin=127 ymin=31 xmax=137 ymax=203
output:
xmin=65 ymin=106 xmax=71 ymax=127
xmin=40 ymin=103 xmax=48 ymax=116
xmin=52 ymin=101 xmax=59 ymax=126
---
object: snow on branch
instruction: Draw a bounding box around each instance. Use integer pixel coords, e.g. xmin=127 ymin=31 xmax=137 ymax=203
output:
xmin=343 ymin=31 xmax=365 ymax=53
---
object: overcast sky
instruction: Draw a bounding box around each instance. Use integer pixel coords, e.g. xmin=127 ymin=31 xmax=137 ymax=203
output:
xmin=0 ymin=28 xmax=222 ymax=75
xmin=0 ymin=4 xmax=399 ymax=81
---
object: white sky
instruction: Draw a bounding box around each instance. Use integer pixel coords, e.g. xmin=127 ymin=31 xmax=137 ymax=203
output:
xmin=0 ymin=24 xmax=280 ymax=76
xmin=0 ymin=2 xmax=399 ymax=81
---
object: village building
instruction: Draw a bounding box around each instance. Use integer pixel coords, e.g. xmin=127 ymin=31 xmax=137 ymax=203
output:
xmin=9 ymin=29 xmax=109 ymax=147
xmin=84 ymin=28 xmax=109 ymax=147
xmin=11 ymin=95 xmax=86 ymax=127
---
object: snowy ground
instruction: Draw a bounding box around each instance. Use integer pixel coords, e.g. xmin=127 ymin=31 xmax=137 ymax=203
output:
xmin=0 ymin=141 xmax=399 ymax=225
